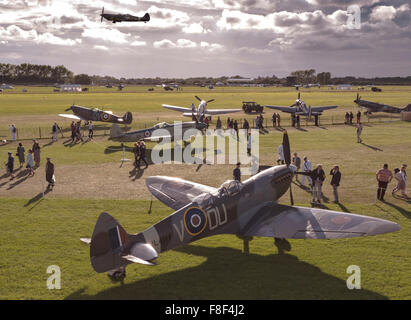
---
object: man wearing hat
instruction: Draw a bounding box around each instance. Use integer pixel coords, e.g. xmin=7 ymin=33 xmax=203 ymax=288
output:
xmin=233 ymin=162 xmax=241 ymax=182
xmin=45 ymin=157 xmax=55 ymax=190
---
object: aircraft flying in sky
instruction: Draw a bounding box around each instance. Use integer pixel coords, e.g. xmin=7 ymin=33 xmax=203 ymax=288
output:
xmin=100 ymin=7 xmax=150 ymax=23
xmin=354 ymin=93 xmax=411 ymax=114
xmin=265 ymin=92 xmax=338 ymax=120
xmin=109 ymin=121 xmax=207 ymax=142
xmin=59 ymin=105 xmax=133 ymax=124
xmin=81 ymin=132 xmax=400 ymax=280
xmin=163 ymin=96 xmax=242 ymax=120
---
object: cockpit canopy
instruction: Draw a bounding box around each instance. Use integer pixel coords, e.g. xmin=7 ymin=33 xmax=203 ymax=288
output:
xmin=153 ymin=122 xmax=169 ymax=129
xmin=193 ymin=180 xmax=242 ymax=209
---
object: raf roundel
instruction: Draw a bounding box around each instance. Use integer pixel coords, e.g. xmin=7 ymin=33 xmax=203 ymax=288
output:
xmin=144 ymin=130 xmax=151 ymax=137
xmin=101 ymin=113 xmax=111 ymax=121
xmin=183 ymin=207 xmax=207 ymax=236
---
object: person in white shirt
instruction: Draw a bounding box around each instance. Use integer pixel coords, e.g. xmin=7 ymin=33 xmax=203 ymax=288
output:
xmin=392 ymin=165 xmax=407 ymax=197
xmin=88 ymin=121 xmax=93 ymax=139
xmin=10 ymin=124 xmax=17 ymax=141
xmin=277 ymin=144 xmax=284 ymax=165
xmin=301 ymin=156 xmax=312 ymax=187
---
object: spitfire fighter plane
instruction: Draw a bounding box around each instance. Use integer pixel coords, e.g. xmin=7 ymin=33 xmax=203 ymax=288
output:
xmin=109 ymin=121 xmax=207 ymax=142
xmin=81 ymin=132 xmax=400 ymax=279
xmin=265 ymin=93 xmax=338 ymax=125
xmin=100 ymin=7 xmax=150 ymax=23
xmin=163 ymin=96 xmax=242 ymax=120
xmin=59 ymin=105 xmax=133 ymax=124
xmin=354 ymin=93 xmax=411 ymax=115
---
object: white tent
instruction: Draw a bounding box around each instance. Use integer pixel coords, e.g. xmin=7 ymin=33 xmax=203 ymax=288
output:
xmin=60 ymin=84 xmax=82 ymax=92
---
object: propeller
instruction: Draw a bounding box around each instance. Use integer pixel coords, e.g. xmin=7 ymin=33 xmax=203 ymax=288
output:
xmin=282 ymin=130 xmax=294 ymax=205
xmin=195 ymin=95 xmax=202 ymax=102
xmin=206 ymin=99 xmax=215 ymax=103
xmin=100 ymin=7 xmax=104 ymax=23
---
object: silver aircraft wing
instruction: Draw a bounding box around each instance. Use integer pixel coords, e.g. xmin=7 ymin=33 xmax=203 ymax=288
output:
xmin=310 ymin=105 xmax=338 ymax=112
xmin=241 ymin=204 xmax=400 ymax=239
xmin=264 ymin=106 xmax=295 ymax=113
xmin=58 ymin=114 xmax=83 ymax=120
xmin=162 ymin=104 xmax=192 ymax=113
xmin=204 ymin=108 xmax=242 ymax=115
xmin=146 ymin=176 xmax=217 ymax=210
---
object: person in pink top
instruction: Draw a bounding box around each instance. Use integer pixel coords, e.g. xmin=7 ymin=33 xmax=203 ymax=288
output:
xmin=376 ymin=164 xmax=393 ymax=201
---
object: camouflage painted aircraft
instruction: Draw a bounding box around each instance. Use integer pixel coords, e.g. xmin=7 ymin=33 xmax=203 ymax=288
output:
xmin=100 ymin=7 xmax=150 ymax=23
xmin=163 ymin=96 xmax=242 ymax=120
xmin=354 ymin=93 xmax=411 ymax=114
xmin=59 ymin=105 xmax=133 ymax=124
xmin=81 ymin=132 xmax=400 ymax=279
xmin=109 ymin=121 xmax=207 ymax=142
xmin=265 ymin=92 xmax=338 ymax=119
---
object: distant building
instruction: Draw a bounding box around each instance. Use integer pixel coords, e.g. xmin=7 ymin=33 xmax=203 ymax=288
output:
xmin=336 ymin=84 xmax=352 ymax=90
xmin=227 ymin=78 xmax=254 ymax=86
xmin=0 ymin=83 xmax=14 ymax=89
xmin=60 ymin=84 xmax=82 ymax=92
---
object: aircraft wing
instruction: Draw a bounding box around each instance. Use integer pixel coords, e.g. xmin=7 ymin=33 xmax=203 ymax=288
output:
xmin=240 ymin=204 xmax=400 ymax=239
xmin=162 ymin=104 xmax=192 ymax=113
xmin=205 ymin=109 xmax=242 ymax=115
xmin=58 ymin=114 xmax=84 ymax=121
xmin=146 ymin=176 xmax=217 ymax=210
xmin=264 ymin=106 xmax=295 ymax=113
xmin=143 ymin=135 xmax=172 ymax=142
xmin=310 ymin=105 xmax=338 ymax=112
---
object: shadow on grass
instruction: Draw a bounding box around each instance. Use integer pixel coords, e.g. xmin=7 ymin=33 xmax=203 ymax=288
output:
xmin=383 ymin=200 xmax=411 ymax=219
xmin=24 ymin=188 xmax=51 ymax=209
xmin=360 ymin=142 xmax=383 ymax=152
xmin=65 ymin=245 xmax=388 ymax=300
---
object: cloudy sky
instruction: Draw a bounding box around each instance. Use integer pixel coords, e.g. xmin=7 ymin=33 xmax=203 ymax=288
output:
xmin=0 ymin=0 xmax=410 ymax=78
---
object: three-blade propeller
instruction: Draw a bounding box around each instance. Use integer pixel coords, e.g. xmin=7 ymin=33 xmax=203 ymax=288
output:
xmin=195 ymin=96 xmax=215 ymax=104
xmin=100 ymin=7 xmax=104 ymax=22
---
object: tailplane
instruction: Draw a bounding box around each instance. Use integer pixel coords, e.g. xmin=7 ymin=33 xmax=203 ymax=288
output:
xmin=86 ymin=212 xmax=157 ymax=273
xmin=142 ymin=12 xmax=150 ymax=22
xmin=109 ymin=123 xmax=124 ymax=139
xmin=123 ymin=111 xmax=133 ymax=124
xmin=402 ymin=104 xmax=411 ymax=112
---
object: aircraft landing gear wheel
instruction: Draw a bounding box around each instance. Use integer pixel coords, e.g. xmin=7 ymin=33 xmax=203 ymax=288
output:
xmin=107 ymin=267 xmax=126 ymax=281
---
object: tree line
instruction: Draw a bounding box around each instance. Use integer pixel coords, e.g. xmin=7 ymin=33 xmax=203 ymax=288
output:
xmin=1 ymin=63 xmax=411 ymax=86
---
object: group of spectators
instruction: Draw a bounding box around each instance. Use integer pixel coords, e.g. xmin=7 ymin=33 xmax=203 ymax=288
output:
xmin=376 ymin=164 xmax=408 ymax=200
xmin=271 ymin=113 xmax=281 ymax=127
xmin=132 ymin=140 xmax=149 ymax=169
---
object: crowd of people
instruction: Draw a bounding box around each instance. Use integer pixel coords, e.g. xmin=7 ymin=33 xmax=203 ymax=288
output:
xmin=132 ymin=140 xmax=149 ymax=170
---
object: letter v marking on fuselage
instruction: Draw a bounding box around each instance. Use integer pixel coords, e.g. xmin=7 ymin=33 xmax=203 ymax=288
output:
xmin=173 ymin=220 xmax=184 ymax=242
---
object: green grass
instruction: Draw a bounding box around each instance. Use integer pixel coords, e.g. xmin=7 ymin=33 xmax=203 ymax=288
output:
xmin=0 ymin=86 xmax=410 ymax=300
xmin=0 ymin=198 xmax=409 ymax=300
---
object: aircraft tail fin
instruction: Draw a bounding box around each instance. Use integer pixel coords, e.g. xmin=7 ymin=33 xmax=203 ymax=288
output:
xmin=402 ymin=104 xmax=411 ymax=112
xmin=142 ymin=12 xmax=150 ymax=22
xmin=89 ymin=212 xmax=131 ymax=273
xmin=123 ymin=111 xmax=133 ymax=124
xmin=109 ymin=123 xmax=124 ymax=139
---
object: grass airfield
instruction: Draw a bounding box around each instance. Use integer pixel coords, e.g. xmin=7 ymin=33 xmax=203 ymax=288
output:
xmin=0 ymin=85 xmax=410 ymax=300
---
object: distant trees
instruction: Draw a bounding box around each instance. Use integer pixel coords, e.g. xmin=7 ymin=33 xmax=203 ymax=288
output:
xmin=0 ymin=63 xmax=73 ymax=84
xmin=74 ymin=74 xmax=91 ymax=85
xmin=290 ymin=69 xmax=317 ymax=84
xmin=316 ymin=72 xmax=331 ymax=85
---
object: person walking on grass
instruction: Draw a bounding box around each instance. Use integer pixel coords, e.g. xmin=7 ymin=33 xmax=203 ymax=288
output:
xmin=17 ymin=142 xmax=25 ymax=168
xmin=26 ymin=149 xmax=34 ymax=176
xmin=356 ymin=122 xmax=363 ymax=143
xmin=376 ymin=164 xmax=393 ymax=201
xmin=32 ymin=139 xmax=41 ymax=168
xmin=45 ymin=157 xmax=55 ymax=190
xmin=292 ymin=152 xmax=301 ymax=182
xmin=138 ymin=140 xmax=148 ymax=169
xmin=330 ymin=165 xmax=341 ymax=203
xmin=10 ymin=124 xmax=17 ymax=141
xmin=88 ymin=121 xmax=94 ymax=139
xmin=301 ymin=156 xmax=312 ymax=187
xmin=6 ymin=152 xmax=15 ymax=180
xmin=311 ymin=164 xmax=325 ymax=204
xmin=52 ymin=122 xmax=60 ymax=141
xmin=392 ymin=165 xmax=407 ymax=198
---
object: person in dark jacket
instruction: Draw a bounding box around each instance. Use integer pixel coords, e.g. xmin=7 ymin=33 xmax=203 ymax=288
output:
xmin=45 ymin=157 xmax=55 ymax=189
xmin=6 ymin=152 xmax=15 ymax=180
xmin=138 ymin=140 xmax=148 ymax=169
xmin=233 ymin=162 xmax=241 ymax=182
xmin=311 ymin=164 xmax=325 ymax=204
xmin=330 ymin=165 xmax=341 ymax=203
xmin=133 ymin=142 xmax=140 ymax=168
xmin=17 ymin=142 xmax=25 ymax=168
xmin=292 ymin=152 xmax=301 ymax=182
